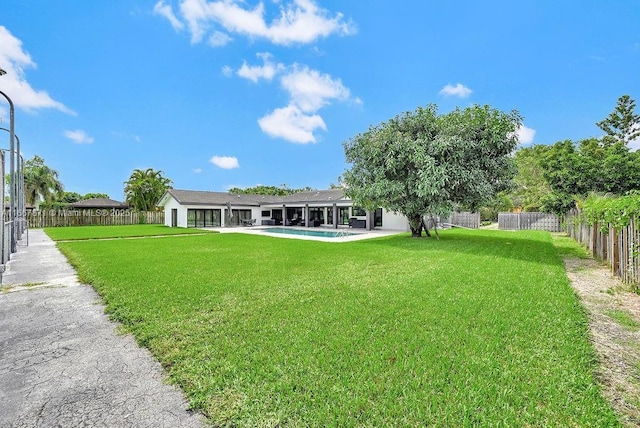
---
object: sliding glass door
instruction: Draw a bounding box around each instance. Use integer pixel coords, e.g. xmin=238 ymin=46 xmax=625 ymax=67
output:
xmin=187 ymin=209 xmax=221 ymax=227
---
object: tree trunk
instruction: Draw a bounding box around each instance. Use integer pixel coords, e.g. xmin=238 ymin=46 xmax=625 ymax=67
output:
xmin=430 ymin=214 xmax=440 ymax=240
xmin=408 ymin=215 xmax=424 ymax=237
xmin=421 ymin=218 xmax=432 ymax=237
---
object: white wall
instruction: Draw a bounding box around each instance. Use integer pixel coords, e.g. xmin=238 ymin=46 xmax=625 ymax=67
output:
xmin=382 ymin=209 xmax=409 ymax=231
xmin=163 ymin=198 xmax=183 ymax=227
xmin=164 ymin=196 xmax=409 ymax=231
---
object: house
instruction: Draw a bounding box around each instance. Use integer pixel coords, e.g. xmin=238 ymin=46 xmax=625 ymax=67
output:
xmin=67 ymin=198 xmax=129 ymax=210
xmin=158 ymin=189 xmax=410 ymax=231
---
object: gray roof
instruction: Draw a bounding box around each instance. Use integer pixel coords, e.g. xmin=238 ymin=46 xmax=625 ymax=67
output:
xmin=280 ymin=189 xmax=348 ymax=204
xmin=162 ymin=189 xmax=274 ymax=206
xmin=68 ymin=198 xmax=129 ymax=209
xmin=161 ymin=188 xmax=350 ymax=207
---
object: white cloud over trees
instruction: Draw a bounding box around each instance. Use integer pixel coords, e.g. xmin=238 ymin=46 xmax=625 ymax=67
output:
xmin=439 ymin=83 xmax=472 ymax=98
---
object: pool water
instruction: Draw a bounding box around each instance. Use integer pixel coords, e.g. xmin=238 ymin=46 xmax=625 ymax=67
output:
xmin=260 ymin=227 xmax=357 ymax=238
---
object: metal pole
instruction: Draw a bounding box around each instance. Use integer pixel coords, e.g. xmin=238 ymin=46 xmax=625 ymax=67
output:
xmin=0 ymin=128 xmax=22 ymax=241
xmin=16 ymin=135 xmax=22 ymax=240
xmin=0 ymin=90 xmax=16 ymax=254
xmin=0 ymin=150 xmax=4 ymax=264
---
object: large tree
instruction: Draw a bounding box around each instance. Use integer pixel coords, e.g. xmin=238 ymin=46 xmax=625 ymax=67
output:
xmin=596 ymin=95 xmax=640 ymax=144
xmin=124 ymin=168 xmax=172 ymax=211
xmin=509 ymin=145 xmax=552 ymax=211
xmin=24 ymin=155 xmax=64 ymax=209
xmin=342 ymin=104 xmax=521 ymax=237
xmin=539 ymin=137 xmax=640 ymax=214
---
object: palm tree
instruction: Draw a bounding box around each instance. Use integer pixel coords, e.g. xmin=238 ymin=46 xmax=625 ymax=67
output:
xmin=124 ymin=168 xmax=172 ymax=211
xmin=24 ymin=156 xmax=64 ymax=210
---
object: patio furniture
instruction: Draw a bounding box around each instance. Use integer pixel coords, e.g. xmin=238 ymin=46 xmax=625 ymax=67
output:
xmin=349 ymin=218 xmax=366 ymax=228
xmin=242 ymin=219 xmax=256 ymax=227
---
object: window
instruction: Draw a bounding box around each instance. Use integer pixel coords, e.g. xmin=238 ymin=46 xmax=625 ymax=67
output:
xmin=286 ymin=207 xmax=303 ymax=222
xmin=261 ymin=210 xmax=271 ymax=217
xmin=187 ymin=209 xmax=221 ymax=227
xmin=327 ymin=207 xmax=333 ymax=225
xmin=338 ymin=207 xmax=350 ymax=225
xmin=231 ymin=209 xmax=252 ymax=226
xmin=352 ymin=206 xmax=366 ymax=216
xmin=374 ymin=208 xmax=383 ymax=227
xmin=309 ymin=207 xmax=324 ymax=223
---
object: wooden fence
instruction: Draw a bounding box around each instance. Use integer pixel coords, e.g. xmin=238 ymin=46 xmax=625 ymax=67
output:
xmin=447 ymin=212 xmax=480 ymax=229
xmin=566 ymin=210 xmax=640 ymax=286
xmin=25 ymin=210 xmax=165 ymax=228
xmin=498 ymin=212 xmax=563 ymax=232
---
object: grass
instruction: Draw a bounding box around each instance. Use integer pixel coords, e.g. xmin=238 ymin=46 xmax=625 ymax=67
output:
xmin=44 ymin=224 xmax=216 ymax=241
xmin=605 ymin=309 xmax=640 ymax=331
xmin=54 ymin=228 xmax=620 ymax=427
xmin=551 ymin=233 xmax=591 ymax=259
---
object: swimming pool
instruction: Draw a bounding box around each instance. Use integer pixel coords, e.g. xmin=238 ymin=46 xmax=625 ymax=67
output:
xmin=260 ymin=227 xmax=357 ymax=238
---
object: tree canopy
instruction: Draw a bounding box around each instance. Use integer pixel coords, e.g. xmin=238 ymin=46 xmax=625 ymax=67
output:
xmin=534 ymin=137 xmax=640 ymax=214
xmin=342 ymin=104 xmax=521 ymax=237
xmin=502 ymin=95 xmax=640 ymax=215
xmin=228 ymin=184 xmax=315 ymax=196
xmin=124 ymin=168 xmax=172 ymax=211
xmin=509 ymin=145 xmax=552 ymax=212
xmin=24 ymin=155 xmax=64 ymax=209
xmin=596 ymin=94 xmax=640 ymax=144
xmin=39 ymin=191 xmax=112 ymax=210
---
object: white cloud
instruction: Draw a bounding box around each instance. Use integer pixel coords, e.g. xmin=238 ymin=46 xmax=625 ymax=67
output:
xmin=210 ymin=155 xmax=239 ymax=169
xmin=193 ymin=167 xmax=203 ymax=173
xmin=64 ymin=129 xmax=94 ymax=144
xmin=208 ymin=30 xmax=232 ymax=47
xmin=516 ymin=125 xmax=536 ymax=145
xmin=240 ymin=60 xmax=355 ymax=144
xmin=439 ymin=83 xmax=472 ymax=98
xmin=258 ymin=105 xmax=326 ymax=144
xmin=0 ymin=26 xmax=75 ymax=114
xmin=237 ymin=52 xmax=284 ymax=83
xmin=255 ymin=64 xmax=351 ymax=143
xmin=281 ymin=65 xmax=350 ymax=112
xmin=166 ymin=0 xmax=355 ymax=46
xmin=153 ymin=1 xmax=185 ymax=30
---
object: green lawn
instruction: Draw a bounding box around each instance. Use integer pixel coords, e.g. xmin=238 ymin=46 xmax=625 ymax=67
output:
xmin=54 ymin=229 xmax=620 ymax=427
xmin=44 ymin=224 xmax=216 ymax=241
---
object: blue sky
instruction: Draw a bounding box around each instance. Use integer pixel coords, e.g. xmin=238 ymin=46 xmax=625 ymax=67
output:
xmin=1 ymin=1 xmax=639 ymax=201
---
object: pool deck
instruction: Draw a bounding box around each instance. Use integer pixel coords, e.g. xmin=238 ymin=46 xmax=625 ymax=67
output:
xmin=207 ymin=226 xmax=402 ymax=242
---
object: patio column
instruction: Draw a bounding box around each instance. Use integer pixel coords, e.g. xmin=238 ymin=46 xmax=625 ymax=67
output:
xmin=305 ymin=204 xmax=310 ymax=227
xmin=282 ymin=204 xmax=286 ymax=226
xmin=332 ymin=204 xmax=338 ymax=229
xmin=366 ymin=210 xmax=373 ymax=231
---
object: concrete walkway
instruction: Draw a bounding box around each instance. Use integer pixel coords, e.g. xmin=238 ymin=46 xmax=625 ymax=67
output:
xmin=0 ymin=229 xmax=204 ymax=428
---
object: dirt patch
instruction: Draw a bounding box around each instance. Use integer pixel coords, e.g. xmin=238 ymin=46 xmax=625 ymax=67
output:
xmin=562 ymin=252 xmax=640 ymax=426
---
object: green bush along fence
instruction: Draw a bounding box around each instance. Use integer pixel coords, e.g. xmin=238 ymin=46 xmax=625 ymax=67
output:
xmin=25 ymin=210 xmax=165 ymax=228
